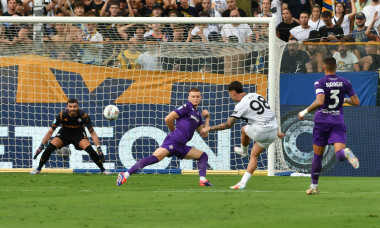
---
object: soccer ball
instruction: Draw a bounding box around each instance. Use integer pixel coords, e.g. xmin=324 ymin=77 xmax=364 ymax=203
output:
xmin=103 ymin=105 xmax=119 ymax=120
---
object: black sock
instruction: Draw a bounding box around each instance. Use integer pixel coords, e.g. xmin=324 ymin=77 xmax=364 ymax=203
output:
xmin=38 ymin=144 xmax=57 ymax=170
xmin=84 ymin=146 xmax=105 ymax=172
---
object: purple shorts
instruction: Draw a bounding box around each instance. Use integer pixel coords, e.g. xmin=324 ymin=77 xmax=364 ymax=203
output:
xmin=160 ymin=136 xmax=192 ymax=159
xmin=313 ymin=122 xmax=346 ymax=146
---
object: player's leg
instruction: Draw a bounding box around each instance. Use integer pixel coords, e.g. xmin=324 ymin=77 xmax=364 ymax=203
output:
xmin=330 ymin=125 xmax=359 ymax=169
xmin=117 ymin=148 xmax=168 ymax=186
xmin=184 ymin=148 xmax=213 ymax=186
xmin=78 ymin=139 xmax=110 ymax=174
xmin=231 ymin=142 xmax=265 ymax=190
xmin=234 ymin=125 xmax=250 ymax=157
xmin=31 ymin=137 xmax=63 ymax=174
xmin=307 ymin=144 xmax=325 ymax=195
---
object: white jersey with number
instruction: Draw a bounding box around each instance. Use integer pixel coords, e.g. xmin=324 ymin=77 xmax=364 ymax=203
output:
xmin=231 ymin=93 xmax=278 ymax=132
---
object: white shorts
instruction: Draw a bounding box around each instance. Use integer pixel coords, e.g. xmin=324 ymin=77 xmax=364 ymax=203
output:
xmin=244 ymin=125 xmax=278 ymax=149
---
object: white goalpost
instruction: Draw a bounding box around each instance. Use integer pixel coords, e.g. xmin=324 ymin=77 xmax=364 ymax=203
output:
xmin=0 ymin=16 xmax=288 ymax=175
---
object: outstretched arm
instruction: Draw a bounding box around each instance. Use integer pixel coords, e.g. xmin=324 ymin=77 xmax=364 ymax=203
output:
xmin=164 ymin=111 xmax=179 ymax=132
xmin=202 ymin=117 xmax=238 ymax=133
xmin=298 ymin=93 xmax=325 ymax=120
xmin=41 ymin=128 xmax=55 ymax=145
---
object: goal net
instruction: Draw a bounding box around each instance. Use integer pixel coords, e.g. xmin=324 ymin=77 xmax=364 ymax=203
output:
xmin=0 ymin=16 xmax=287 ymax=175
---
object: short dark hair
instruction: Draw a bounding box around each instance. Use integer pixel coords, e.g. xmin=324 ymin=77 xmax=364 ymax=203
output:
xmin=109 ymin=0 xmax=120 ymax=7
xmin=73 ymin=1 xmax=85 ymax=9
xmin=323 ymin=56 xmax=336 ymax=71
xmin=228 ymin=35 xmax=239 ymax=43
xmin=67 ymin=98 xmax=79 ymax=104
xmin=321 ymin=11 xmax=332 ymax=18
xmin=228 ymin=81 xmax=244 ymax=93
xmin=189 ymin=87 xmax=201 ymax=94
xmin=300 ymin=11 xmax=310 ymax=17
xmin=84 ymin=11 xmax=97 ymax=17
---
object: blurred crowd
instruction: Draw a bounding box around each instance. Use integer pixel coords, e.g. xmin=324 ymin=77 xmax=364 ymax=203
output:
xmin=0 ymin=0 xmax=379 ymax=73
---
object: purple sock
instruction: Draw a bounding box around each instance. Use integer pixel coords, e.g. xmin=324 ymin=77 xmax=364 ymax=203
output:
xmin=311 ymin=153 xmax=322 ymax=184
xmin=198 ymin=152 xmax=208 ymax=177
xmin=127 ymin=155 xmax=159 ymax=175
xmin=336 ymin=149 xmax=346 ymax=161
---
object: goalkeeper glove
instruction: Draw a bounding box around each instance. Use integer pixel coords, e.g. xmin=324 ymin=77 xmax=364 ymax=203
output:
xmin=33 ymin=143 xmax=46 ymax=159
xmin=298 ymin=109 xmax=308 ymax=120
xmin=97 ymin=146 xmax=105 ymax=163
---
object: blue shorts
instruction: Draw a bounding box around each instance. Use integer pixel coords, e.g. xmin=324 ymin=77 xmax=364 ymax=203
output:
xmin=160 ymin=136 xmax=192 ymax=160
xmin=313 ymin=122 xmax=346 ymax=147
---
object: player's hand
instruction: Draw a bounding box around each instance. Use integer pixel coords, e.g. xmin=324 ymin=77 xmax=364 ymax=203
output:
xmin=277 ymin=131 xmax=286 ymax=139
xmin=33 ymin=143 xmax=45 ymax=159
xmin=202 ymin=126 xmax=211 ymax=134
xmin=201 ymin=109 xmax=210 ymax=118
xmin=298 ymin=109 xmax=308 ymax=120
xmin=97 ymin=146 xmax=105 ymax=163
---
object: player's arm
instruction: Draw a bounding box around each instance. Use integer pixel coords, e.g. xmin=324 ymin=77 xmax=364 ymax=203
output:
xmin=164 ymin=111 xmax=179 ymax=132
xmin=202 ymin=117 xmax=238 ymax=133
xmin=298 ymin=93 xmax=325 ymax=120
xmin=198 ymin=110 xmax=210 ymax=137
xmin=344 ymin=94 xmax=360 ymax=106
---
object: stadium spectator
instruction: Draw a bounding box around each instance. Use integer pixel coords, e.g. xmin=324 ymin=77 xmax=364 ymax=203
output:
xmin=202 ymin=81 xmax=285 ymax=190
xmin=270 ymin=0 xmax=283 ymax=26
xmin=48 ymin=23 xmax=71 ymax=60
xmin=22 ymin=0 xmax=58 ymax=16
xmin=298 ymin=56 xmax=360 ymax=195
xmin=88 ymin=0 xmax=105 ymax=16
xmin=141 ymin=0 xmax=155 ymax=17
xmin=358 ymin=41 xmax=380 ymax=70
xmin=280 ymin=38 xmax=312 ymax=73
xmin=117 ymin=88 xmax=213 ymax=187
xmin=354 ymin=0 xmax=372 ymax=28
xmin=212 ymin=0 xmax=227 ymax=14
xmin=276 ymin=8 xmax=299 ymax=42
xmin=333 ymin=44 xmax=360 ymax=72
xmin=308 ymin=4 xmax=325 ymax=30
xmin=334 ymin=0 xmax=357 ymax=35
xmin=59 ymin=0 xmax=86 ymax=16
xmin=289 ymin=11 xmax=313 ymax=41
xmin=282 ymin=0 xmax=312 ymax=19
xmin=151 ymin=2 xmax=163 ymax=16
xmin=202 ymin=0 xmax=222 ymax=17
xmin=362 ymin=0 xmax=379 ymax=28
xmin=144 ymin=23 xmax=169 ymax=42
xmin=245 ymin=39 xmax=268 ymax=74
xmin=82 ymin=11 xmax=103 ymax=65
xmin=136 ymin=37 xmax=162 ymax=70
xmin=220 ymin=9 xmax=253 ymax=43
xmin=128 ymin=0 xmax=144 ymax=16
xmin=171 ymin=0 xmax=198 ymax=17
xmin=365 ymin=11 xmax=380 ymax=41
xmin=30 ymin=98 xmax=111 ymax=175
xmin=116 ymin=37 xmax=142 ymax=69
xmin=191 ymin=11 xmax=219 ymax=41
xmin=1 ymin=0 xmax=21 ymax=16
xmin=222 ymin=0 xmax=247 ymax=17
xmin=258 ymin=0 xmax=279 ymax=26
xmin=352 ymin=12 xmax=374 ymax=41
xmin=305 ymin=44 xmax=323 ymax=72
xmin=99 ymin=0 xmax=120 ymax=16
xmin=319 ymin=10 xmax=344 ymax=41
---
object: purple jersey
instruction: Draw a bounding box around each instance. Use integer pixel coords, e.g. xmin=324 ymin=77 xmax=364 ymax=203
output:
xmin=314 ymin=74 xmax=356 ymax=124
xmin=170 ymin=101 xmax=204 ymax=145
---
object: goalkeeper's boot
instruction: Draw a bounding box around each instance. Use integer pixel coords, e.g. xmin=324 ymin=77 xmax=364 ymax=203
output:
xmin=116 ymin=172 xmax=127 ymax=186
xmin=230 ymin=182 xmax=246 ymax=190
xmin=199 ymin=180 xmax=213 ymax=186
xmin=98 ymin=151 xmax=105 ymax=163
xmin=30 ymin=168 xmax=41 ymax=175
xmin=344 ymin=148 xmax=359 ymax=169
xmin=103 ymin=169 xmax=112 ymax=175
xmin=234 ymin=147 xmax=248 ymax=158
xmin=306 ymin=186 xmax=319 ymax=195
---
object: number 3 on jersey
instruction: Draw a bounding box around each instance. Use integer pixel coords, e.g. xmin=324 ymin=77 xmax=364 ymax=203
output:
xmin=328 ymin=89 xmax=340 ymax=109
xmin=250 ymin=96 xmax=270 ymax=114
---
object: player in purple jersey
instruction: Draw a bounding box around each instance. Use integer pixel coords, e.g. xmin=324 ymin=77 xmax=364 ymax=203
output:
xmin=117 ymin=88 xmax=213 ymax=187
xmin=298 ymin=56 xmax=360 ymax=195
xmin=30 ymin=98 xmax=111 ymax=175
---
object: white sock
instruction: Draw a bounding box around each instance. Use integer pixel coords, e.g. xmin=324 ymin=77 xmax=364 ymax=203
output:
xmin=240 ymin=172 xmax=252 ymax=186
xmin=311 ymin=184 xmax=318 ymax=189
xmin=124 ymin=172 xmax=130 ymax=180
xmin=200 ymin=176 xmax=207 ymax=182
xmin=241 ymin=144 xmax=248 ymax=153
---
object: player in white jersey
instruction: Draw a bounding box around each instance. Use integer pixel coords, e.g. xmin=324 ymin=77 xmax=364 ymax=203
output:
xmin=202 ymin=81 xmax=285 ymax=189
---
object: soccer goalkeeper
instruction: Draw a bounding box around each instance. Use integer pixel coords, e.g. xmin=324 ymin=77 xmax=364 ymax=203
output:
xmin=117 ymin=88 xmax=213 ymax=187
xmin=31 ymin=98 xmax=111 ymax=175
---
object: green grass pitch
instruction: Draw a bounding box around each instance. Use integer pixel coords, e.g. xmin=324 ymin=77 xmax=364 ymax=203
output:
xmin=1 ymin=173 xmax=380 ymax=228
